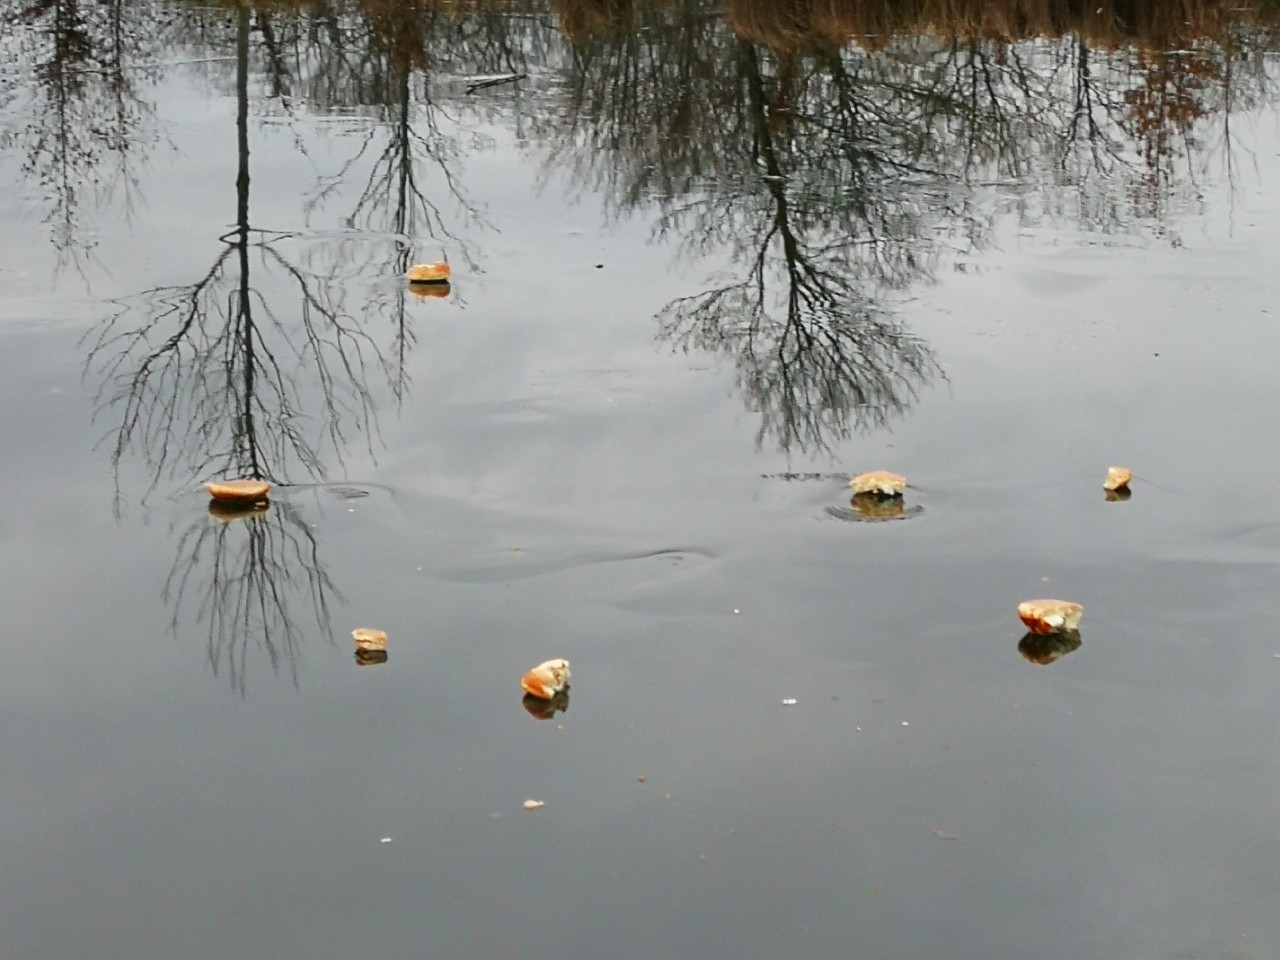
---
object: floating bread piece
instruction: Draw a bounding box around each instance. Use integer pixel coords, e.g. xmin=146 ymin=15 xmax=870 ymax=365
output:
xmin=522 ymin=799 xmax=545 ymax=810
xmin=351 ymin=627 xmax=388 ymax=651
xmin=406 ymin=262 xmax=451 ymax=283
xmin=850 ymin=470 xmax=906 ymax=497
xmin=521 ymin=658 xmax=571 ymax=700
xmin=206 ymin=479 xmax=271 ymax=502
xmin=1017 ymin=599 xmax=1083 ymax=634
xmin=1103 ymin=466 xmax=1132 ymax=492
xmin=407 ymin=281 xmax=451 ymax=299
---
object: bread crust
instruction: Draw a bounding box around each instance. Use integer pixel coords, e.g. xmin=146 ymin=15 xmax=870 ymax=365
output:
xmin=1103 ymin=466 xmax=1132 ymax=491
xmin=206 ymin=479 xmax=271 ymax=502
xmin=849 ymin=470 xmax=907 ymax=497
xmin=351 ymin=627 xmax=389 ymax=651
xmin=1017 ymin=599 xmax=1083 ymax=634
xmin=521 ymin=658 xmax=571 ymax=699
xmin=407 ymin=262 xmax=451 ymax=283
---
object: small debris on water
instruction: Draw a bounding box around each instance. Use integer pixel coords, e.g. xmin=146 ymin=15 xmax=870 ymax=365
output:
xmin=381 ymin=837 xmax=392 ymax=843
xmin=931 ymin=828 xmax=958 ymax=841
xmin=637 ymin=775 xmax=646 ymax=783
xmin=782 ymin=698 xmax=798 ymax=706
xmin=733 ymin=608 xmax=740 ymax=614
xmin=522 ymin=799 xmax=545 ymax=810
xmin=901 ymin=721 xmax=910 ymax=727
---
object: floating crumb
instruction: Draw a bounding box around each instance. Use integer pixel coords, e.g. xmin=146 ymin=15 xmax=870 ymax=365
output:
xmin=782 ymin=698 xmax=798 ymax=706
xmin=522 ymin=799 xmax=545 ymax=810
xmin=380 ymin=837 xmax=392 ymax=843
xmin=637 ymin=775 xmax=646 ymax=783
xmin=902 ymin=721 xmax=910 ymax=727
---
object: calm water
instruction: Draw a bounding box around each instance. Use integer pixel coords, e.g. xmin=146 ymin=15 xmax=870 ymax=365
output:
xmin=4 ymin=2 xmax=1280 ymax=957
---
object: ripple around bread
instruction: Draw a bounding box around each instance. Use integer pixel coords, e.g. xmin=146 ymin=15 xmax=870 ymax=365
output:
xmin=432 ymin=546 xmax=719 ymax=583
xmin=825 ymin=503 xmax=925 ymax=523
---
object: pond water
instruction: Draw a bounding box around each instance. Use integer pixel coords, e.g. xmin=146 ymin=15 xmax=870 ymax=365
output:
xmin=4 ymin=1 xmax=1280 ymax=957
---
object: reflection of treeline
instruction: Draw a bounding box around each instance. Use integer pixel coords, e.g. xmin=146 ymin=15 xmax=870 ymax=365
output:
xmin=186 ymin=0 xmax=1280 ymax=49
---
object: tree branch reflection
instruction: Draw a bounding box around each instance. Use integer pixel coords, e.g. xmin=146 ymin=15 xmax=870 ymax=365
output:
xmin=166 ymin=499 xmax=342 ymax=696
xmin=1 ymin=0 xmax=158 ymax=275
xmin=83 ymin=4 xmax=394 ymax=692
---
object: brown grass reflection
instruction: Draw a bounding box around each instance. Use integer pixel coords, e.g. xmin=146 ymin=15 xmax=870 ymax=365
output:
xmin=724 ymin=0 xmax=1276 ymax=52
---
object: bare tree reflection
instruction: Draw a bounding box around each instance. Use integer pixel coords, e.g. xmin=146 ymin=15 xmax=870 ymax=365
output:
xmin=549 ymin=23 xmax=949 ymax=454
xmin=166 ymin=500 xmax=341 ymax=695
xmin=305 ymin=0 xmax=500 ymax=399
xmin=655 ymin=44 xmax=943 ymax=453
xmin=86 ymin=6 xmax=388 ymax=495
xmin=0 ymin=0 xmax=159 ymax=275
xmin=543 ymin=1 xmax=1280 ymax=452
xmin=83 ymin=4 xmax=392 ymax=692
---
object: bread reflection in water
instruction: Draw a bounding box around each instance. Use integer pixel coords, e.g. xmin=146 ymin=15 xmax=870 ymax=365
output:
xmin=355 ymin=649 xmax=389 ymax=667
xmin=523 ymin=689 xmax=570 ymax=720
xmin=407 ymin=281 xmax=450 ymax=299
xmin=825 ymin=493 xmax=923 ymax=522
xmin=851 ymin=491 xmax=907 ymax=520
xmin=207 ymin=499 xmax=270 ymax=523
xmin=1018 ymin=630 xmax=1083 ymax=665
